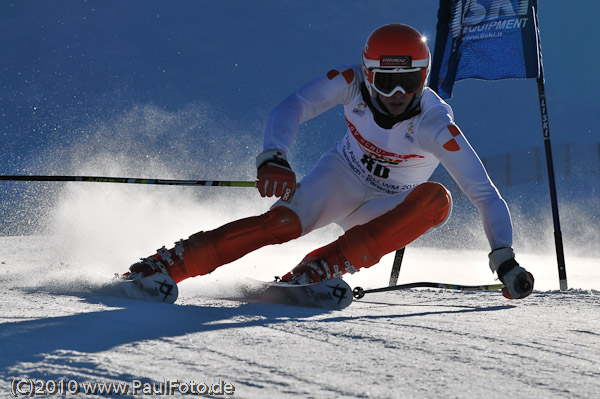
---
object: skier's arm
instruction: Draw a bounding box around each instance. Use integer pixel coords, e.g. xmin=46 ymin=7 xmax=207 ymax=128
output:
xmin=417 ymin=108 xmax=535 ymax=299
xmin=257 ymin=65 xmax=361 ymax=201
xmin=417 ymin=107 xmax=512 ymax=250
xmin=262 ymin=65 xmax=361 ymax=153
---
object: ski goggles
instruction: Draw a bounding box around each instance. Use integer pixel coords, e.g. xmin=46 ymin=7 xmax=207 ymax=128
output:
xmin=371 ymin=68 xmax=423 ymax=97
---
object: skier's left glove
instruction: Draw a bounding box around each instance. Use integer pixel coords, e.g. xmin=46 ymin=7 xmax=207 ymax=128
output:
xmin=256 ymin=149 xmax=296 ymax=202
xmin=489 ymin=247 xmax=534 ymax=299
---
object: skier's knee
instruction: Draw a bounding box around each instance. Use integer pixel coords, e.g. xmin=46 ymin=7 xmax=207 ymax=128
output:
xmin=336 ymin=182 xmax=451 ymax=269
xmin=262 ymin=206 xmax=302 ymax=243
xmin=407 ymin=182 xmax=451 ymax=226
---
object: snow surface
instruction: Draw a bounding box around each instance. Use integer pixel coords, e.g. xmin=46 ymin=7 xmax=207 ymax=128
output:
xmin=1 ymin=184 xmax=599 ymax=398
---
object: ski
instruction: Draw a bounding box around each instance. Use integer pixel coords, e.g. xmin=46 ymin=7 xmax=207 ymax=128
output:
xmin=102 ymin=273 xmax=179 ymax=304
xmin=353 ymin=282 xmax=503 ymax=299
xmin=238 ymin=278 xmax=353 ymax=310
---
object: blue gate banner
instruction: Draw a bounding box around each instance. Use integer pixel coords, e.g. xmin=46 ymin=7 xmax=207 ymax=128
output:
xmin=430 ymin=0 xmax=541 ymax=99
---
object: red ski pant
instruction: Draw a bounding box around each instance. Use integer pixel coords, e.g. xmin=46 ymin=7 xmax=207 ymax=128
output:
xmin=168 ymin=182 xmax=450 ymax=282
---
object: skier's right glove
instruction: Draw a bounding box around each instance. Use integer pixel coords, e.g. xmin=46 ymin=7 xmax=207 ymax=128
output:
xmin=489 ymin=247 xmax=534 ymax=299
xmin=256 ymin=149 xmax=296 ymax=202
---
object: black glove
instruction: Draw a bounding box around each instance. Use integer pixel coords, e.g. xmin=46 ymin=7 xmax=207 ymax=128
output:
xmin=489 ymin=247 xmax=534 ymax=299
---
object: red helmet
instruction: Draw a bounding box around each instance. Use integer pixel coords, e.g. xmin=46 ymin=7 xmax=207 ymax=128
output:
xmin=362 ymin=24 xmax=431 ymax=98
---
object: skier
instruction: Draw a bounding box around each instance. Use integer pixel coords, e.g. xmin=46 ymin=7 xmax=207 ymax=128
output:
xmin=123 ymin=23 xmax=534 ymax=300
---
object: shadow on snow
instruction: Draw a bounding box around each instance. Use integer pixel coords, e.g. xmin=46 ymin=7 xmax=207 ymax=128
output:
xmin=1 ymin=289 xmax=514 ymax=377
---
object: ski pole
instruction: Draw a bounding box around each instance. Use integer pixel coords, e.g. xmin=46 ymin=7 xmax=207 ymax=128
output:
xmin=352 ymin=282 xmax=503 ymax=299
xmin=0 ymin=175 xmax=257 ymax=187
xmin=388 ymin=247 xmax=406 ymax=286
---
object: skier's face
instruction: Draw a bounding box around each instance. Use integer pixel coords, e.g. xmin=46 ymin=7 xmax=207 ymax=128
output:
xmin=377 ymin=91 xmax=414 ymax=116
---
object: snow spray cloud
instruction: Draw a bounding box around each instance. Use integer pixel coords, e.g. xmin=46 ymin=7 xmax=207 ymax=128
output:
xmin=11 ymin=102 xmax=272 ymax=280
xmin=499 ymin=177 xmax=600 ymax=258
xmin=1 ymin=100 xmax=342 ymax=295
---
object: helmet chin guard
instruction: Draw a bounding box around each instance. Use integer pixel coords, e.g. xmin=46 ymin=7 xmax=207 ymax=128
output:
xmin=362 ymin=24 xmax=431 ymax=98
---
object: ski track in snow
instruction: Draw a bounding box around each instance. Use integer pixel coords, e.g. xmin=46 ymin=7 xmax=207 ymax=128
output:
xmin=1 ymin=236 xmax=599 ymax=398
